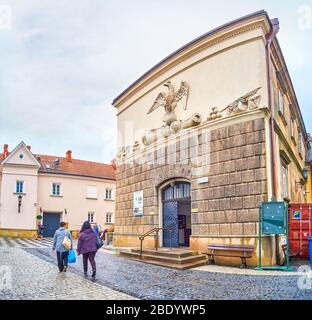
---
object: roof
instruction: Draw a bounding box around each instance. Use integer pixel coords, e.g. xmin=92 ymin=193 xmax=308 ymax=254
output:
xmin=0 ymin=153 xmax=115 ymax=181
xmin=112 ymin=10 xmax=272 ymax=106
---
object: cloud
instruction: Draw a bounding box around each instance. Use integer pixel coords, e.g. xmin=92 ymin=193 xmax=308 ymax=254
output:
xmin=0 ymin=0 xmax=311 ymax=163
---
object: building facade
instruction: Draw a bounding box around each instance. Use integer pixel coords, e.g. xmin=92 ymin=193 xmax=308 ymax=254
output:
xmin=112 ymin=11 xmax=309 ymax=266
xmin=0 ymin=142 xmax=116 ymax=238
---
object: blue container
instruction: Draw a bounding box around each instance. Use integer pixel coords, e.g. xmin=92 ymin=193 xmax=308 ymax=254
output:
xmin=309 ymin=237 xmax=312 ymax=262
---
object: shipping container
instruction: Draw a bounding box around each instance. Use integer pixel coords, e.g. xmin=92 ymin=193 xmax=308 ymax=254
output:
xmin=289 ymin=204 xmax=312 ymax=259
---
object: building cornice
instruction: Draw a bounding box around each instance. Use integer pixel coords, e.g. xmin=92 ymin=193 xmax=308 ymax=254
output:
xmin=38 ymin=171 xmax=116 ymax=182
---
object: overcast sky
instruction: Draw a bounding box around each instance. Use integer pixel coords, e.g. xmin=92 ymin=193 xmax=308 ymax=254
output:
xmin=0 ymin=0 xmax=311 ymax=163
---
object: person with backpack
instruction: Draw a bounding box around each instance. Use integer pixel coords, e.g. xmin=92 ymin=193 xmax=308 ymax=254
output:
xmin=77 ymin=221 xmax=102 ymax=279
xmin=52 ymin=221 xmax=73 ymax=272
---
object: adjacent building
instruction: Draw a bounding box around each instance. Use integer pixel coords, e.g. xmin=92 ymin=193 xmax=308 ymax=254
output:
xmin=0 ymin=142 xmax=116 ymax=238
xmin=112 ymin=11 xmax=310 ymax=266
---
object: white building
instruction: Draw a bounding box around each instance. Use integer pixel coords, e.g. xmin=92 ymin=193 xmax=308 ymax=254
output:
xmin=0 ymin=142 xmax=116 ymax=238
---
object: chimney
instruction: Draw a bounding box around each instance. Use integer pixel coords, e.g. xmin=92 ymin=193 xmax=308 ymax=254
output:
xmin=66 ymin=150 xmax=72 ymax=162
xmin=27 ymin=145 xmax=31 ymax=151
xmin=3 ymin=144 xmax=9 ymax=158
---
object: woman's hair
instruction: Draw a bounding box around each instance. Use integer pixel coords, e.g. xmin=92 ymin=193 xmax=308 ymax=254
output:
xmin=80 ymin=221 xmax=92 ymax=233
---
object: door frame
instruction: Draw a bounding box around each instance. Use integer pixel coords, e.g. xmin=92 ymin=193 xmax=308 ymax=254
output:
xmin=158 ymin=178 xmax=191 ymax=248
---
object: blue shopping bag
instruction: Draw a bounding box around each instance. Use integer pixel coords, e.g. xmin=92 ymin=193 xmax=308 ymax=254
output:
xmin=68 ymin=249 xmax=76 ymax=264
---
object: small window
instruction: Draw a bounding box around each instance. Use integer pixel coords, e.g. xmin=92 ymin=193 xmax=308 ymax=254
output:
xmin=88 ymin=212 xmax=95 ymax=223
xmin=106 ymin=213 xmax=113 ymax=224
xmin=105 ymin=189 xmax=113 ymax=200
xmin=290 ymin=117 xmax=295 ymax=139
xmin=298 ymin=132 xmax=303 ymax=156
xmin=16 ymin=181 xmax=24 ymax=193
xmin=87 ymin=186 xmax=97 ymax=199
xmin=278 ymin=90 xmax=284 ymax=114
xmin=52 ymin=183 xmax=61 ymax=196
xmin=281 ymin=163 xmax=289 ymax=199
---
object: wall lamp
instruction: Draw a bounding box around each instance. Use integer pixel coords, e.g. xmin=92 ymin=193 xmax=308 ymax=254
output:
xmin=17 ymin=194 xmax=23 ymax=213
xmin=295 ymin=167 xmax=309 ymax=192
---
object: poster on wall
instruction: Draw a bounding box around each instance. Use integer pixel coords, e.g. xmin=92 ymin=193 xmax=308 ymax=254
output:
xmin=133 ymin=190 xmax=144 ymax=216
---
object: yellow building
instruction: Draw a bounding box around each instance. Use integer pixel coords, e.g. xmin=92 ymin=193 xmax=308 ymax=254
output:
xmin=112 ymin=11 xmax=310 ymax=267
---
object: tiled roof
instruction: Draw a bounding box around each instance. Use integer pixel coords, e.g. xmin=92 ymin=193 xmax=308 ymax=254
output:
xmin=0 ymin=153 xmax=115 ymax=181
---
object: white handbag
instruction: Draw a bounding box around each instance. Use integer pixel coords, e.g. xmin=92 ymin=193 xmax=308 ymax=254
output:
xmin=62 ymin=230 xmax=72 ymax=250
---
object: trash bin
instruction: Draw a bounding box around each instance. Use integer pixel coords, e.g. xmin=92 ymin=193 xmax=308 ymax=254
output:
xmin=309 ymin=237 xmax=312 ymax=262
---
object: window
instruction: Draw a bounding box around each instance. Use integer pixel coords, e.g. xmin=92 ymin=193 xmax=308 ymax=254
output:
xmin=52 ymin=183 xmax=61 ymax=196
xmin=281 ymin=163 xmax=289 ymax=199
xmin=298 ymin=132 xmax=303 ymax=156
xmin=106 ymin=213 xmax=113 ymax=224
xmin=88 ymin=212 xmax=95 ymax=223
xmin=278 ymin=90 xmax=284 ymax=114
xmin=16 ymin=181 xmax=24 ymax=193
xmin=290 ymin=117 xmax=295 ymax=139
xmin=87 ymin=186 xmax=97 ymax=199
xmin=105 ymin=188 xmax=113 ymax=200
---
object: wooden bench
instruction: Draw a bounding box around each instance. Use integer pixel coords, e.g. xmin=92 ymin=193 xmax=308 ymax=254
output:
xmin=207 ymin=244 xmax=254 ymax=268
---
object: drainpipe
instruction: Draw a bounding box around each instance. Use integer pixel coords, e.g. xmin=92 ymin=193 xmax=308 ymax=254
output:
xmin=265 ymin=18 xmax=280 ymax=200
xmin=265 ymin=18 xmax=280 ymax=266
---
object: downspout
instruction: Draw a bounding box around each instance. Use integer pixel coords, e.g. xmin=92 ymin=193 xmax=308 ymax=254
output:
xmin=265 ymin=18 xmax=280 ymax=266
xmin=265 ymin=18 xmax=280 ymax=200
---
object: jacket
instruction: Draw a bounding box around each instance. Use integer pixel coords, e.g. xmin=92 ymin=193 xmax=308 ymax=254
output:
xmin=53 ymin=228 xmax=73 ymax=253
xmin=77 ymin=228 xmax=97 ymax=255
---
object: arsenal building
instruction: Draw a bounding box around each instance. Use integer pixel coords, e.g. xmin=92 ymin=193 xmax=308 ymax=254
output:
xmin=112 ymin=11 xmax=309 ymax=267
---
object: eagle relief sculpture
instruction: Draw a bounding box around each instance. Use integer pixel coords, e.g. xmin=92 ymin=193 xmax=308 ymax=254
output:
xmin=142 ymin=80 xmax=203 ymax=146
xmin=147 ymin=80 xmax=190 ymax=126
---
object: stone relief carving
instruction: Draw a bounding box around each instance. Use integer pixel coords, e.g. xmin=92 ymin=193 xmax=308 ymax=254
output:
xmin=116 ymin=85 xmax=262 ymax=159
xmin=142 ymin=80 xmax=203 ymax=146
xmin=207 ymin=87 xmax=261 ymax=122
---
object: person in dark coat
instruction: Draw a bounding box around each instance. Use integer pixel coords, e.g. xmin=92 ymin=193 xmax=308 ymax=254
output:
xmin=77 ymin=221 xmax=98 ymax=279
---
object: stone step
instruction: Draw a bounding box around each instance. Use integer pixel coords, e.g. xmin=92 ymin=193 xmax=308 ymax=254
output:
xmin=118 ymin=250 xmax=208 ymax=270
xmin=119 ymin=253 xmax=208 ymax=270
xmin=131 ymin=248 xmax=198 ymax=259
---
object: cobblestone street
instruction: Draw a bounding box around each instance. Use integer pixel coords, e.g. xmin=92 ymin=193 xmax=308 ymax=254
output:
xmin=0 ymin=238 xmax=311 ymax=300
xmin=0 ymin=247 xmax=135 ymax=300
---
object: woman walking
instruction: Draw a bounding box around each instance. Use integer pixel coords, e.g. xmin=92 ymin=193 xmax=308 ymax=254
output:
xmin=77 ymin=221 xmax=98 ymax=279
xmin=53 ymin=221 xmax=73 ymax=272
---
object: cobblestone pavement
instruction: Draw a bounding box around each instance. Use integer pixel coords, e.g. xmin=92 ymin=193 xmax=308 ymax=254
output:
xmin=0 ymin=237 xmax=54 ymax=248
xmin=22 ymin=246 xmax=312 ymax=300
xmin=0 ymin=247 xmax=135 ymax=300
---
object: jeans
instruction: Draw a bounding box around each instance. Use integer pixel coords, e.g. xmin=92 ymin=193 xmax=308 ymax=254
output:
xmin=82 ymin=251 xmax=97 ymax=272
xmin=57 ymin=251 xmax=69 ymax=272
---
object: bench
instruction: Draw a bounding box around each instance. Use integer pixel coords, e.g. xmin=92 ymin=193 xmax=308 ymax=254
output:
xmin=207 ymin=244 xmax=254 ymax=268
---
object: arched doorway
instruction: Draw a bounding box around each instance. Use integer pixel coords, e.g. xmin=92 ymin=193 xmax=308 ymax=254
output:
xmin=162 ymin=181 xmax=191 ymax=248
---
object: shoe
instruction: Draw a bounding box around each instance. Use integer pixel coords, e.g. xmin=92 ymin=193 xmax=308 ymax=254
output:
xmin=84 ymin=271 xmax=88 ymax=277
xmin=63 ymin=266 xmax=67 ymax=272
xmin=91 ymin=270 xmax=96 ymax=279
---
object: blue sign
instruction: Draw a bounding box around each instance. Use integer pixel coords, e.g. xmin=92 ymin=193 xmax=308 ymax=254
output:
xmin=262 ymin=202 xmax=286 ymax=235
xmin=292 ymin=210 xmax=301 ymax=220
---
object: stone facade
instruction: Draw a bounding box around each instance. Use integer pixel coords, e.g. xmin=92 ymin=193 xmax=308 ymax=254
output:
xmin=114 ymin=117 xmax=272 ymax=266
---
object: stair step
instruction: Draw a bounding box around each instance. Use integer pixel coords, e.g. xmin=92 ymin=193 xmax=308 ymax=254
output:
xmin=120 ymin=251 xmax=207 ymax=264
xmin=118 ymin=250 xmax=208 ymax=270
xmin=131 ymin=248 xmax=198 ymax=259
xmin=121 ymin=255 xmax=208 ymax=270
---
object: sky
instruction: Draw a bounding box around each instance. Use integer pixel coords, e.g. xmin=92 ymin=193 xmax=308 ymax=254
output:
xmin=0 ymin=0 xmax=311 ymax=163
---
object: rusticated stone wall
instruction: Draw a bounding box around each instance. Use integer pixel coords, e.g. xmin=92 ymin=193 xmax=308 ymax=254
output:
xmin=192 ymin=118 xmax=268 ymax=238
xmin=114 ymin=117 xmax=268 ymax=251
